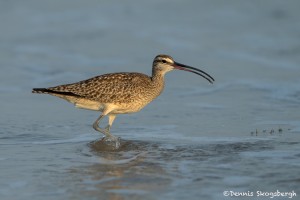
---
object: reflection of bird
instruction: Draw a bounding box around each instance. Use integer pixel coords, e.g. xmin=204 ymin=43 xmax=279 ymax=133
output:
xmin=32 ymin=54 xmax=214 ymax=142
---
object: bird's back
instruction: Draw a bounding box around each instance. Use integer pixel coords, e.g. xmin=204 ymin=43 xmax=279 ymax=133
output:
xmin=42 ymin=72 xmax=162 ymax=104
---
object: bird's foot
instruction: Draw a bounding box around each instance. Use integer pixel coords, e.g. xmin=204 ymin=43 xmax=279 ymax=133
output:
xmin=102 ymin=135 xmax=121 ymax=150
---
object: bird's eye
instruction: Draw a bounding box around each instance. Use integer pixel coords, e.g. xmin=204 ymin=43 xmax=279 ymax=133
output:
xmin=162 ymin=60 xmax=167 ymax=63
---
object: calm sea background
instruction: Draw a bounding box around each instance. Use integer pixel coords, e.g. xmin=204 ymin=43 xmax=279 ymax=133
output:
xmin=0 ymin=1 xmax=300 ymax=200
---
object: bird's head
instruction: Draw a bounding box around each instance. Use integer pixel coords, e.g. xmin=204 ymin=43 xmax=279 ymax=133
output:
xmin=152 ymin=54 xmax=214 ymax=84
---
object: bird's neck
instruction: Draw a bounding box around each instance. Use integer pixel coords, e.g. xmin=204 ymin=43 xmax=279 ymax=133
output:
xmin=151 ymin=72 xmax=165 ymax=94
xmin=151 ymin=70 xmax=165 ymax=82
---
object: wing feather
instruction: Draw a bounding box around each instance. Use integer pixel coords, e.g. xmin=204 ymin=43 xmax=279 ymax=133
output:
xmin=47 ymin=73 xmax=152 ymax=103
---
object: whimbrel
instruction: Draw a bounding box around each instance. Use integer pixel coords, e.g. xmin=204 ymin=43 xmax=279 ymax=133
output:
xmin=32 ymin=55 xmax=214 ymax=145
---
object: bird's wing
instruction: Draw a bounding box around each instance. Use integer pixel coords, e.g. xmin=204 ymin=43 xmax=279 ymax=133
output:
xmin=47 ymin=73 xmax=151 ymax=103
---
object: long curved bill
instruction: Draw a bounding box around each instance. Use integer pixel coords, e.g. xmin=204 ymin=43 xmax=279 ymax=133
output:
xmin=173 ymin=62 xmax=215 ymax=84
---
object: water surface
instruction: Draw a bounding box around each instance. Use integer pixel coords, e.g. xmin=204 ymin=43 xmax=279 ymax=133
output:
xmin=1 ymin=1 xmax=300 ymax=200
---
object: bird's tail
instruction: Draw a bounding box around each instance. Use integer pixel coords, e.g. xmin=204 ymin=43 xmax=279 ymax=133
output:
xmin=32 ymin=88 xmax=49 ymax=94
xmin=32 ymin=88 xmax=80 ymax=97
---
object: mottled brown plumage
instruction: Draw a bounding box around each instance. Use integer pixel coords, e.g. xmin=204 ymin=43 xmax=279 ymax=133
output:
xmin=60 ymin=72 xmax=161 ymax=102
xmin=32 ymin=54 xmax=214 ymax=144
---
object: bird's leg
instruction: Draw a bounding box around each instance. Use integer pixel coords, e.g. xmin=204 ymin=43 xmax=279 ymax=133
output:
xmin=93 ymin=114 xmax=110 ymax=136
xmin=104 ymin=114 xmax=119 ymax=141
xmin=104 ymin=125 xmax=111 ymax=133
xmin=93 ymin=113 xmax=120 ymax=149
xmin=93 ymin=114 xmax=119 ymax=140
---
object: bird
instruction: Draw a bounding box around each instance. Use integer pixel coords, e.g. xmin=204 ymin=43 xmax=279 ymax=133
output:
xmin=32 ymin=54 xmax=214 ymax=145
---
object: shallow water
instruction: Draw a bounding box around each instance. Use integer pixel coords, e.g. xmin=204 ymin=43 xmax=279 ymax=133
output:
xmin=1 ymin=1 xmax=300 ymax=200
